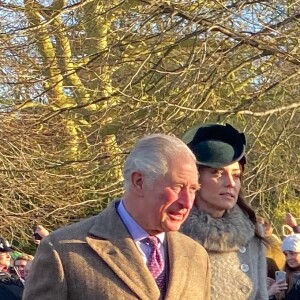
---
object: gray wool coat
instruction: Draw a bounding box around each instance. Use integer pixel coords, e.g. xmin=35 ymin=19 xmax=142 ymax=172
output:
xmin=181 ymin=205 xmax=268 ymax=300
xmin=23 ymin=201 xmax=211 ymax=300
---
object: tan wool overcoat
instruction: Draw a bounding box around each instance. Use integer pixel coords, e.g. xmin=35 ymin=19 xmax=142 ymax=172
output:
xmin=23 ymin=201 xmax=211 ymax=300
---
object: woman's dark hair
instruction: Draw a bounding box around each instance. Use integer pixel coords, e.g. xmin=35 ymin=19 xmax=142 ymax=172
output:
xmin=236 ymin=170 xmax=268 ymax=244
xmin=237 ymin=192 xmax=266 ymax=242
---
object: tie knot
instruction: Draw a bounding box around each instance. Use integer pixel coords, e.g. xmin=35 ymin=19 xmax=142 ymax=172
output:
xmin=144 ymin=236 xmax=159 ymax=248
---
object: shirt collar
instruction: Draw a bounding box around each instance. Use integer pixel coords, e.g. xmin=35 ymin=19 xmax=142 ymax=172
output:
xmin=117 ymin=200 xmax=165 ymax=244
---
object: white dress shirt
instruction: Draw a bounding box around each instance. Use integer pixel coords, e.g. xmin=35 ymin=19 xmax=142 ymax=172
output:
xmin=117 ymin=200 xmax=165 ymax=264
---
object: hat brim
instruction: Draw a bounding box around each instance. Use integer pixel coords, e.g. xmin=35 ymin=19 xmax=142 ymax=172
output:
xmin=192 ymin=140 xmax=246 ymax=168
xmin=0 ymin=247 xmax=13 ymax=252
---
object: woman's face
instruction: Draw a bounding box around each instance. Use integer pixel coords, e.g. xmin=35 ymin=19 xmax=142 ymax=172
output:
xmin=196 ymin=161 xmax=242 ymax=218
xmin=284 ymin=251 xmax=300 ymax=269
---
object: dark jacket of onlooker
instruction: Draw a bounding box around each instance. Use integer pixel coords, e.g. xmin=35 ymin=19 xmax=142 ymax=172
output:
xmin=0 ymin=272 xmax=23 ymax=300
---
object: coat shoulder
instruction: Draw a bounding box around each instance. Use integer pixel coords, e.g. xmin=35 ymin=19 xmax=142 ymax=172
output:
xmin=46 ymin=201 xmax=118 ymax=243
xmin=46 ymin=214 xmax=99 ymax=246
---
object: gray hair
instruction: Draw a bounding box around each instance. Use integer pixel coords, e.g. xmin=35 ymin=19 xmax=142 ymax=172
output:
xmin=123 ymin=133 xmax=196 ymax=191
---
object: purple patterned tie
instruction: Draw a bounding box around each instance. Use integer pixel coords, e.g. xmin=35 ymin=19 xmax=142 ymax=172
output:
xmin=144 ymin=236 xmax=166 ymax=294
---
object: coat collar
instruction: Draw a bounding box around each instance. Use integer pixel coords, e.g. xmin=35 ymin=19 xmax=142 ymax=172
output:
xmin=86 ymin=200 xmax=194 ymax=300
xmin=181 ymin=205 xmax=255 ymax=252
xmin=164 ymin=231 xmax=195 ymax=299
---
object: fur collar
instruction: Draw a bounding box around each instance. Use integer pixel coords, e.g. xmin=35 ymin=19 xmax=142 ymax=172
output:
xmin=181 ymin=205 xmax=255 ymax=252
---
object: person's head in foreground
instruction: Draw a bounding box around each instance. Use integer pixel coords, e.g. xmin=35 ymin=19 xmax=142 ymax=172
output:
xmin=123 ymin=133 xmax=199 ymax=235
xmin=182 ymin=123 xmax=252 ymax=219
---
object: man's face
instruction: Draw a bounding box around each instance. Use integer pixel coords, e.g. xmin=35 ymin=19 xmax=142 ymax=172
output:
xmin=0 ymin=252 xmax=11 ymax=270
xmin=196 ymin=161 xmax=241 ymax=218
xmin=14 ymin=259 xmax=27 ymax=278
xmin=133 ymin=154 xmax=199 ymax=235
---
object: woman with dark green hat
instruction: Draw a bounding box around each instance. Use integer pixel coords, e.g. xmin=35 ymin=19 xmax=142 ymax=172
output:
xmin=180 ymin=123 xmax=268 ymax=300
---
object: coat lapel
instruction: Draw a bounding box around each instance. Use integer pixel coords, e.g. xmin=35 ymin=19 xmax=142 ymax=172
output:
xmin=165 ymin=232 xmax=193 ymax=300
xmin=86 ymin=201 xmax=160 ymax=299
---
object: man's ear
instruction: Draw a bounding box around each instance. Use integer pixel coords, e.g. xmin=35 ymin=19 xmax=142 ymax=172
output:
xmin=131 ymin=171 xmax=145 ymax=196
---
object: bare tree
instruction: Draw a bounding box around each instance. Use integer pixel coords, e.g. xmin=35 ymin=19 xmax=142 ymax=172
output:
xmin=0 ymin=0 xmax=299 ymax=250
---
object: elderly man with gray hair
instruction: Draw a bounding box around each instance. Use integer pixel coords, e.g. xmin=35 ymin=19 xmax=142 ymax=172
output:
xmin=23 ymin=134 xmax=211 ymax=300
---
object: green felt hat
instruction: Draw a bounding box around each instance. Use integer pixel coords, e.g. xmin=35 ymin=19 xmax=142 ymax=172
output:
xmin=183 ymin=123 xmax=246 ymax=168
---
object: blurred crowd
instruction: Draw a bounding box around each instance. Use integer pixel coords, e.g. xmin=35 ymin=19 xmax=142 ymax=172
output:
xmin=259 ymin=213 xmax=300 ymax=300
xmin=0 ymin=225 xmax=49 ymax=300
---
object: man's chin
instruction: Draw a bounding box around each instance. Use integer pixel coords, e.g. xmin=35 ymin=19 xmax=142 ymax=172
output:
xmin=162 ymin=219 xmax=183 ymax=232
